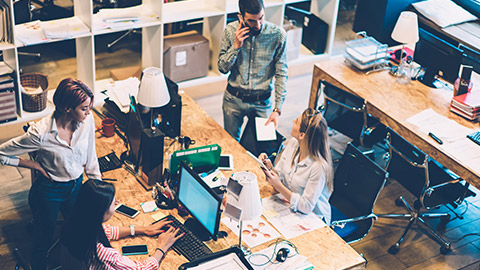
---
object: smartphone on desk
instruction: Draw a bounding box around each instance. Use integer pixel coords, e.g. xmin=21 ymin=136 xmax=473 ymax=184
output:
xmin=122 ymin=244 xmax=148 ymax=256
xmin=115 ymin=204 xmax=140 ymax=219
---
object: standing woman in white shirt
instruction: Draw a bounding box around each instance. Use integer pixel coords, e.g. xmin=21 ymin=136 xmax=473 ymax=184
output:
xmin=259 ymin=108 xmax=334 ymax=224
xmin=0 ymin=78 xmax=101 ymax=269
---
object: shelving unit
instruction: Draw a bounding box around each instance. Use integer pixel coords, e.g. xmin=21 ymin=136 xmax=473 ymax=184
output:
xmin=1 ymin=0 xmax=339 ymax=129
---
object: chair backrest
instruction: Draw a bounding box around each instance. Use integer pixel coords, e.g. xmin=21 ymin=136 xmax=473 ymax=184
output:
xmin=329 ymin=143 xmax=388 ymax=243
xmin=385 ymin=127 xmax=430 ymax=201
xmin=14 ymin=0 xmax=32 ymax=25
xmin=320 ymin=80 xmax=368 ymax=146
xmin=385 ymin=127 xmax=472 ymax=209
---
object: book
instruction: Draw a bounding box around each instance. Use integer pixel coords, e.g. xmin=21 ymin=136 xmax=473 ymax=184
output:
xmin=450 ymin=105 xmax=480 ymax=121
xmin=452 ymin=92 xmax=480 ymax=109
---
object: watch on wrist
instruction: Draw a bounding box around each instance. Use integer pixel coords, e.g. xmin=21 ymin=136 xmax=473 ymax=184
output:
xmin=130 ymin=225 xmax=135 ymax=236
xmin=273 ymin=108 xmax=281 ymax=116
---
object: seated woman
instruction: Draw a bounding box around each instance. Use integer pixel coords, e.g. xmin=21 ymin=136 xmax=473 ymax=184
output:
xmin=260 ymin=108 xmax=334 ymax=224
xmin=61 ymin=179 xmax=183 ymax=269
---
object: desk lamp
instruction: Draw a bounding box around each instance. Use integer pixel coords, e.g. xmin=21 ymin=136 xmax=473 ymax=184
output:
xmin=225 ymin=171 xmax=262 ymax=255
xmin=391 ymin=11 xmax=419 ymax=84
xmin=136 ymin=67 xmax=170 ymax=189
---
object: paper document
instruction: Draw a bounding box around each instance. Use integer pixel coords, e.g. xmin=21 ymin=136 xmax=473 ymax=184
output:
xmin=221 ymin=216 xmax=281 ymax=248
xmin=248 ymin=241 xmax=313 ymax=270
xmin=255 ymin=117 xmax=277 ymax=141
xmin=262 ymin=194 xmax=326 ymax=239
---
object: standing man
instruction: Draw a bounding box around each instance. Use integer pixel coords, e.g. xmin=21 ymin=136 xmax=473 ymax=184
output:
xmin=218 ymin=0 xmax=288 ymax=141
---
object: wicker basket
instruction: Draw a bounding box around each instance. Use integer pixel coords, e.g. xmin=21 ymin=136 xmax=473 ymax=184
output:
xmin=21 ymin=73 xmax=49 ymax=112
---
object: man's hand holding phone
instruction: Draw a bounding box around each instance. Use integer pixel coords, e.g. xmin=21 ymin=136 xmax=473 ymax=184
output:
xmin=234 ymin=19 xmax=250 ymax=49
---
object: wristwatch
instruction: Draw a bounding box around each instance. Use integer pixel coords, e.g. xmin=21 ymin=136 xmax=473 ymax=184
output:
xmin=130 ymin=225 xmax=135 ymax=236
xmin=273 ymin=108 xmax=282 ymax=116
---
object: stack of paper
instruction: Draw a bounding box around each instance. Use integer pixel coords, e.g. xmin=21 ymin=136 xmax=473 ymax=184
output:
xmin=450 ymin=92 xmax=480 ymax=120
xmin=95 ymin=5 xmax=158 ymax=30
xmin=344 ymin=36 xmax=387 ymax=71
xmin=41 ymin=17 xmax=90 ymax=39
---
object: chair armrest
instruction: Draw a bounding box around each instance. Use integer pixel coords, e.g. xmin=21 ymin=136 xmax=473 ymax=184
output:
xmin=330 ymin=213 xmax=378 ymax=228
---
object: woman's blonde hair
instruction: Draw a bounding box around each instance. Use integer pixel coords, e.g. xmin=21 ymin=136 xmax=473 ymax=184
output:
xmin=294 ymin=108 xmax=334 ymax=192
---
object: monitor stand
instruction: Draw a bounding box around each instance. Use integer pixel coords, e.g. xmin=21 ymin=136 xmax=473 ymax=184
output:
xmin=184 ymin=218 xmax=212 ymax=242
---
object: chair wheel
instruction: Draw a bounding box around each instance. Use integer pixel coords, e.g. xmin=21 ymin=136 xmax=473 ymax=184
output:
xmin=388 ymin=244 xmax=400 ymax=254
xmin=395 ymin=198 xmax=403 ymax=207
xmin=440 ymin=245 xmax=451 ymax=254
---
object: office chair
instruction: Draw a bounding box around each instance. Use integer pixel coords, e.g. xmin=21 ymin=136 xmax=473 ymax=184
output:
xmin=377 ymin=127 xmax=475 ymax=255
xmin=330 ymin=143 xmax=388 ymax=244
xmin=319 ymin=80 xmax=386 ymax=159
xmin=31 ymin=0 xmax=73 ymax=21
xmin=13 ymin=0 xmax=41 ymax=62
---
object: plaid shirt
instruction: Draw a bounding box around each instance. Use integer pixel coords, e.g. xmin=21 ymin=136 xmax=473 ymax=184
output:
xmin=218 ymin=20 xmax=288 ymax=110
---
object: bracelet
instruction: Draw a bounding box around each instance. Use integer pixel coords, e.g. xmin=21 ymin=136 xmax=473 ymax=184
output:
xmin=155 ymin=248 xmax=165 ymax=256
xmin=273 ymin=108 xmax=282 ymax=116
xmin=129 ymin=225 xmax=135 ymax=236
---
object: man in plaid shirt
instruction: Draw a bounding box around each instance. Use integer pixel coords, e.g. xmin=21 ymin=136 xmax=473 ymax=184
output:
xmin=218 ymin=0 xmax=288 ymax=141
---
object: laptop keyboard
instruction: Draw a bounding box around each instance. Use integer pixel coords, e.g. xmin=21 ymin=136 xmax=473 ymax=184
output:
xmin=98 ymin=152 xmax=122 ymax=173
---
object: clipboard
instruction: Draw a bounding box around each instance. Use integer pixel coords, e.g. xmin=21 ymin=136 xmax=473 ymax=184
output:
xmin=178 ymin=247 xmax=253 ymax=270
xmin=169 ymin=144 xmax=221 ymax=175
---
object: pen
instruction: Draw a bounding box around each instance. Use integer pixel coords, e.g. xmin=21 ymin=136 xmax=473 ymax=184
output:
xmin=428 ymin=132 xmax=443 ymax=145
xmin=102 ymin=178 xmax=117 ymax=181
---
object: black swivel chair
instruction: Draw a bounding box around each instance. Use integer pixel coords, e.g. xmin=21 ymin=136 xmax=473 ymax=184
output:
xmin=330 ymin=143 xmax=388 ymax=244
xmin=319 ymin=80 xmax=386 ymax=159
xmin=377 ymin=127 xmax=475 ymax=254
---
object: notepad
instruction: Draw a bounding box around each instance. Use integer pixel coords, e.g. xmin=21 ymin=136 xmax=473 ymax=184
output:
xmin=255 ymin=117 xmax=276 ymax=141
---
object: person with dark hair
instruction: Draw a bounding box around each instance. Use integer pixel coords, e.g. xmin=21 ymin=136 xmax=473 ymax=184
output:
xmin=218 ymin=0 xmax=288 ymax=141
xmin=0 ymin=78 xmax=101 ymax=269
xmin=61 ymin=179 xmax=182 ymax=269
xmin=259 ymin=108 xmax=334 ymax=224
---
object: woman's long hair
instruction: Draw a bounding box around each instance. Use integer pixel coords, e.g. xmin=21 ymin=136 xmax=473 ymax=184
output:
xmin=60 ymin=179 xmax=115 ymax=267
xmin=294 ymin=108 xmax=334 ymax=192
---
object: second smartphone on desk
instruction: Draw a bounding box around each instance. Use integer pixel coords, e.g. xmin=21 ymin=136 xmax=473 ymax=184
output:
xmin=115 ymin=204 xmax=140 ymax=218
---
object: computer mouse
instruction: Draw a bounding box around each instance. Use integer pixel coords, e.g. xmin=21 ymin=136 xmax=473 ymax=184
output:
xmin=275 ymin=247 xmax=290 ymax=262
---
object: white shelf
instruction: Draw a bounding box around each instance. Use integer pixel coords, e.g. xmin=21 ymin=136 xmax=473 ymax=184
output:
xmin=1 ymin=0 xmax=339 ymax=126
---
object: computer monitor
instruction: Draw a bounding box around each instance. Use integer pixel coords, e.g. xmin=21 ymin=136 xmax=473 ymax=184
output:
xmin=459 ymin=44 xmax=480 ymax=74
xmin=414 ymin=28 xmax=463 ymax=88
xmin=122 ymin=96 xmax=147 ymax=172
xmin=177 ymin=161 xmax=222 ymax=241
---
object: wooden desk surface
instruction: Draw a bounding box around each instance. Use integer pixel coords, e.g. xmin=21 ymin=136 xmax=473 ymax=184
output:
xmin=309 ymin=57 xmax=480 ymax=189
xmin=94 ymin=93 xmax=366 ymax=269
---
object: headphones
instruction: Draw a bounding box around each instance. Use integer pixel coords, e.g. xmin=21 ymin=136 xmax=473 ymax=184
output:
xmin=247 ymin=239 xmax=298 ymax=266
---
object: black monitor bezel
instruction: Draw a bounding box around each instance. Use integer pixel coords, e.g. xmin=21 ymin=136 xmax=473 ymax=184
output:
xmin=414 ymin=28 xmax=463 ymax=87
xmin=124 ymin=96 xmax=145 ymax=172
xmin=177 ymin=161 xmax=222 ymax=241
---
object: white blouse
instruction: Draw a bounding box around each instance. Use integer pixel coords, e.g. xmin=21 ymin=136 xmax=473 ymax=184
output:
xmin=275 ymin=138 xmax=332 ymax=224
xmin=0 ymin=113 xmax=101 ymax=181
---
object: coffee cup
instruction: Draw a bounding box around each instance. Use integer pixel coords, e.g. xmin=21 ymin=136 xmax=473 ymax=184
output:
xmin=98 ymin=118 xmax=116 ymax=137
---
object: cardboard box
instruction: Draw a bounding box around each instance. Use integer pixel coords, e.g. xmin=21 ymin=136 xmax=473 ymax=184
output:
xmin=110 ymin=66 xmax=142 ymax=81
xmin=163 ymin=31 xmax=209 ymax=82
xmin=283 ymin=19 xmax=303 ymax=61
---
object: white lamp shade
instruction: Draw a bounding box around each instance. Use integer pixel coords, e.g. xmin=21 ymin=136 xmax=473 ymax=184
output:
xmin=391 ymin=11 xmax=419 ymax=44
xmin=229 ymin=171 xmax=262 ymax=221
xmin=137 ymin=67 xmax=170 ymax=108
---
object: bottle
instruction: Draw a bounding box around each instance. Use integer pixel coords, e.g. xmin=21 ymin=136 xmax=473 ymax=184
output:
xmin=396 ymin=55 xmax=412 ymax=84
xmin=454 ymin=65 xmax=473 ymax=96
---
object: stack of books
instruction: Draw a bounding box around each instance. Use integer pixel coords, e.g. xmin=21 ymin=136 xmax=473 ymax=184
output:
xmin=450 ymin=91 xmax=480 ymax=120
xmin=0 ymin=62 xmax=17 ymax=123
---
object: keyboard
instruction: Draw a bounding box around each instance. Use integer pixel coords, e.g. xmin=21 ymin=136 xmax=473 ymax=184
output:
xmin=155 ymin=215 xmax=212 ymax=261
xmin=98 ymin=152 xmax=122 ymax=173
xmin=467 ymin=131 xmax=480 ymax=146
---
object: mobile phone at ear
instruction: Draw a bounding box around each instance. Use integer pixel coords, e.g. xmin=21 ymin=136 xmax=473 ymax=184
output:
xmin=122 ymin=244 xmax=148 ymax=256
xmin=115 ymin=204 xmax=140 ymax=218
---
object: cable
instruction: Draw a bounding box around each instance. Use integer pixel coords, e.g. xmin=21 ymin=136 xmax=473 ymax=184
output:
xmin=247 ymin=239 xmax=299 ymax=266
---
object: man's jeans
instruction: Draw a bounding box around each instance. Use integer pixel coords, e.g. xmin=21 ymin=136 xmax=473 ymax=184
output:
xmin=222 ymin=90 xmax=272 ymax=141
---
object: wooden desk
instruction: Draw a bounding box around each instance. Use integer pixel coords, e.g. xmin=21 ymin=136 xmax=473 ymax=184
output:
xmin=94 ymin=93 xmax=366 ymax=269
xmin=309 ymin=57 xmax=480 ymax=189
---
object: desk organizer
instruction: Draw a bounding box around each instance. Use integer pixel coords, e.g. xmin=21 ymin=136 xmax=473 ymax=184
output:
xmin=345 ymin=32 xmax=388 ymax=75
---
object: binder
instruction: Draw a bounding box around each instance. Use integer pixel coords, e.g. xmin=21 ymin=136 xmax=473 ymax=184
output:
xmin=169 ymin=144 xmax=221 ymax=175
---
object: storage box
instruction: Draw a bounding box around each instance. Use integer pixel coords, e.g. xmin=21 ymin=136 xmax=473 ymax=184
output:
xmin=283 ymin=19 xmax=303 ymax=61
xmin=163 ymin=31 xmax=209 ymax=82
xmin=302 ymin=13 xmax=329 ymax=55
xmin=0 ymin=89 xmax=17 ymax=123
xmin=110 ymin=66 xmax=142 ymax=81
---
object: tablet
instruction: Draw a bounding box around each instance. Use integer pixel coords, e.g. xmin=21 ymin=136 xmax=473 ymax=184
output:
xmin=219 ymin=154 xmax=234 ymax=170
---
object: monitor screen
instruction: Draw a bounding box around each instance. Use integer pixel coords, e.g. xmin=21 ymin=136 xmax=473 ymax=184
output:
xmin=414 ymin=28 xmax=463 ymax=88
xmin=459 ymin=44 xmax=480 ymax=74
xmin=177 ymin=161 xmax=222 ymax=241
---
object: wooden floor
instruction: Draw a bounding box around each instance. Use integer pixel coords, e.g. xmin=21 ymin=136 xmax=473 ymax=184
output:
xmin=2 ymin=5 xmax=480 ymax=270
